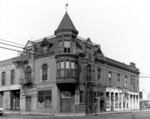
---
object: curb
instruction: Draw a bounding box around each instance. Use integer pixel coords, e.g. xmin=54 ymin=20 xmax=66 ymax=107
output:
xmin=4 ymin=109 xmax=150 ymax=117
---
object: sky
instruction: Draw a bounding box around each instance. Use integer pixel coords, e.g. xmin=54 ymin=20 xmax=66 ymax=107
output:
xmin=0 ymin=0 xmax=150 ymax=98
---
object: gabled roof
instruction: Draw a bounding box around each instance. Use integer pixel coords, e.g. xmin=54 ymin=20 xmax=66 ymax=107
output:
xmin=24 ymin=40 xmax=35 ymax=48
xmin=85 ymin=38 xmax=93 ymax=45
xmin=56 ymin=12 xmax=77 ymax=31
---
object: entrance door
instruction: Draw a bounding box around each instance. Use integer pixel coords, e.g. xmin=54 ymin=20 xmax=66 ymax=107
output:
xmin=10 ymin=90 xmax=20 ymax=110
xmin=100 ymin=100 xmax=104 ymax=111
xmin=61 ymin=91 xmax=71 ymax=112
xmin=26 ymin=96 xmax=31 ymax=111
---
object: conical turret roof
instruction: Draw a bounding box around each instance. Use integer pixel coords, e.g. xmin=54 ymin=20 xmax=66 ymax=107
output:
xmin=55 ymin=12 xmax=78 ymax=35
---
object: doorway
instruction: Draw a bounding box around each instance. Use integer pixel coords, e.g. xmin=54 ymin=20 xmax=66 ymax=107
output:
xmin=61 ymin=91 xmax=71 ymax=112
xmin=26 ymin=96 xmax=31 ymax=111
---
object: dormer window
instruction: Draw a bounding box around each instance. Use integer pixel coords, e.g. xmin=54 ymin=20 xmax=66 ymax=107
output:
xmin=86 ymin=46 xmax=91 ymax=58
xmin=42 ymin=46 xmax=48 ymax=54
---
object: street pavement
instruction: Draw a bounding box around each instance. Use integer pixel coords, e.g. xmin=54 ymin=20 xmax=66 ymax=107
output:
xmin=1 ymin=110 xmax=150 ymax=119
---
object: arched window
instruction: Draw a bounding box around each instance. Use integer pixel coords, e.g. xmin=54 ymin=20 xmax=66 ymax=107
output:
xmin=42 ymin=64 xmax=48 ymax=81
xmin=25 ymin=66 xmax=32 ymax=82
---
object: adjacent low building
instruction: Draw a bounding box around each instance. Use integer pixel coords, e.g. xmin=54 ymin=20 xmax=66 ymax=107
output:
xmin=0 ymin=11 xmax=140 ymax=114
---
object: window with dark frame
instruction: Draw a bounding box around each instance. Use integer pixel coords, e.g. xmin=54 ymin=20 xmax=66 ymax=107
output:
xmin=38 ymin=90 xmax=52 ymax=108
xmin=11 ymin=70 xmax=15 ymax=85
xmin=2 ymin=72 xmax=5 ymax=86
xmin=42 ymin=64 xmax=48 ymax=81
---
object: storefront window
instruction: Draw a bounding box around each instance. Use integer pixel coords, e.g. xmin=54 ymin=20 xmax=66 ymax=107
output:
xmin=38 ymin=90 xmax=52 ymax=108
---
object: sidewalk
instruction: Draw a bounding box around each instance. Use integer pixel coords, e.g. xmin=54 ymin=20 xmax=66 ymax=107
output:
xmin=4 ymin=109 xmax=150 ymax=117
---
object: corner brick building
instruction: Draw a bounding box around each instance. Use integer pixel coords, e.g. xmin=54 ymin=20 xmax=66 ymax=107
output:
xmin=0 ymin=11 xmax=140 ymax=114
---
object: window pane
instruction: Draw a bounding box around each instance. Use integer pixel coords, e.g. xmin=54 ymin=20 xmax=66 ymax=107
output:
xmin=38 ymin=96 xmax=44 ymax=103
xmin=38 ymin=96 xmax=44 ymax=108
xmin=65 ymin=69 xmax=70 ymax=77
xmin=45 ymin=96 xmax=51 ymax=107
xmin=60 ymin=70 xmax=65 ymax=77
xmin=109 ymin=72 xmax=111 ymax=78
xmin=61 ymin=62 xmax=64 ymax=69
xmin=38 ymin=91 xmax=44 ymax=96
xmin=71 ymin=62 xmax=74 ymax=69
xmin=71 ymin=70 xmax=75 ymax=77
xmin=64 ymin=41 xmax=70 ymax=48
xmin=66 ymin=62 xmax=70 ymax=69
xmin=45 ymin=90 xmax=51 ymax=95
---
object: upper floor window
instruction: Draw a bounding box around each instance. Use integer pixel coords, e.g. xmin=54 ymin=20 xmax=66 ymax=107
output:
xmin=98 ymin=68 xmax=101 ymax=83
xmin=64 ymin=41 xmax=70 ymax=53
xmin=57 ymin=61 xmax=76 ymax=78
xmin=42 ymin=64 xmax=48 ymax=81
xmin=11 ymin=70 xmax=15 ymax=85
xmin=125 ymin=76 xmax=127 ymax=88
xmin=87 ymin=64 xmax=92 ymax=81
xmin=133 ymin=78 xmax=135 ymax=89
xmin=2 ymin=72 xmax=5 ymax=86
xmin=25 ymin=66 xmax=32 ymax=82
xmin=130 ymin=77 xmax=132 ymax=85
xmin=117 ymin=74 xmax=120 ymax=87
xmin=42 ymin=46 xmax=48 ymax=54
xmin=108 ymin=72 xmax=112 ymax=85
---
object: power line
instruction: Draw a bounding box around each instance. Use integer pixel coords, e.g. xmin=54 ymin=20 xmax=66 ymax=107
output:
xmin=0 ymin=38 xmax=25 ymax=46
xmin=0 ymin=41 xmax=24 ymax=49
xmin=0 ymin=46 xmax=22 ymax=52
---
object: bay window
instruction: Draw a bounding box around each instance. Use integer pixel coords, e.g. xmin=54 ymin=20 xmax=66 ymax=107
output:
xmin=57 ymin=61 xmax=76 ymax=78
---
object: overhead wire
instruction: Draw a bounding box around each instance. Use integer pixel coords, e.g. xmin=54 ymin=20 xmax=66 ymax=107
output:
xmin=0 ymin=38 xmax=25 ymax=46
xmin=0 ymin=41 xmax=24 ymax=49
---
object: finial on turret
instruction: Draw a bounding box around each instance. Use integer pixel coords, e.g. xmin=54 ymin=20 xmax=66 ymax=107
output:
xmin=65 ymin=2 xmax=68 ymax=12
